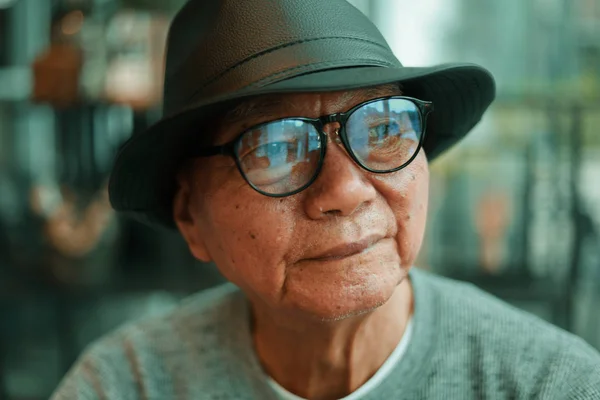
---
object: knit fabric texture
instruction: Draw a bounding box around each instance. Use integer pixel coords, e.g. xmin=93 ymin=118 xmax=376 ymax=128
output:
xmin=51 ymin=268 xmax=600 ymax=399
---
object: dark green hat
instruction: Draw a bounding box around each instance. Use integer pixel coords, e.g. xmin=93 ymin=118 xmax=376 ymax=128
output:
xmin=109 ymin=0 xmax=496 ymax=229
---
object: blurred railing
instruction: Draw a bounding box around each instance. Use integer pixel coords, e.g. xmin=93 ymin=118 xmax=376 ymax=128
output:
xmin=423 ymin=98 xmax=600 ymax=337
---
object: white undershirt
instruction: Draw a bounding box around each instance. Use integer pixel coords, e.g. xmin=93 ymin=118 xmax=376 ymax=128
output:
xmin=266 ymin=317 xmax=414 ymax=400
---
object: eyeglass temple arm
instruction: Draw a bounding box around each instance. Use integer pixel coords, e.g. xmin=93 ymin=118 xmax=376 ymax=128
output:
xmin=189 ymin=142 xmax=235 ymax=158
xmin=192 ymin=146 xmax=221 ymax=157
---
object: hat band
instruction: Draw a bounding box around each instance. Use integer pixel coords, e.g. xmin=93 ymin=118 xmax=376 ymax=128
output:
xmin=163 ymin=36 xmax=401 ymax=115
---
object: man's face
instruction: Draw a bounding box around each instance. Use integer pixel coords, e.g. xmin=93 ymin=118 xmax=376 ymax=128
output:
xmin=176 ymin=85 xmax=429 ymax=321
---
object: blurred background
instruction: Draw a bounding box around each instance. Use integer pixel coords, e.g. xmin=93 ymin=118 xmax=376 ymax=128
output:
xmin=0 ymin=0 xmax=599 ymax=398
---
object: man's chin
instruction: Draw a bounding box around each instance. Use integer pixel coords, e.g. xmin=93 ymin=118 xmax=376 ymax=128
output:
xmin=284 ymin=276 xmax=402 ymax=323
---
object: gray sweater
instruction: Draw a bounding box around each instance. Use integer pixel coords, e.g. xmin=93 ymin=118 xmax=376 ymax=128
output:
xmin=51 ymin=268 xmax=600 ymax=399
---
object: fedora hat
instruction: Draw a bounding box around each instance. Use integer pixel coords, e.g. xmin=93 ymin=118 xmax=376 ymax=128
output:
xmin=108 ymin=0 xmax=496 ymax=229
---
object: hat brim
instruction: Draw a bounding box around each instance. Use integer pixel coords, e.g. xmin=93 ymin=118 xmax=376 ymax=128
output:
xmin=109 ymin=63 xmax=495 ymax=229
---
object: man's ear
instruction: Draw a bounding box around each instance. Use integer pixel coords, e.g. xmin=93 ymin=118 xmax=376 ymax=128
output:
xmin=173 ymin=167 xmax=212 ymax=263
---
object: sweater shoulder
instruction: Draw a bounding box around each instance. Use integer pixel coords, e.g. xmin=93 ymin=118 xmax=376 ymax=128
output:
xmin=93 ymin=282 xmax=244 ymax=356
xmin=411 ymin=269 xmax=600 ymax=397
xmin=417 ymin=269 xmax=594 ymax=355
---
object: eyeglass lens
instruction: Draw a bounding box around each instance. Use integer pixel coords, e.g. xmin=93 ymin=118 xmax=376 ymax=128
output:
xmin=233 ymin=98 xmax=423 ymax=196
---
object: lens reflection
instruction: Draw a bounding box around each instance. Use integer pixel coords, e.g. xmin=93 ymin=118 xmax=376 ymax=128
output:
xmin=346 ymin=98 xmax=422 ymax=171
xmin=235 ymin=120 xmax=322 ymax=195
xmin=232 ymin=98 xmax=424 ymax=196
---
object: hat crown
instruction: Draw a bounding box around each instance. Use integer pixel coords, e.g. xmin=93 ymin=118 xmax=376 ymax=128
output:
xmin=163 ymin=0 xmax=401 ymax=114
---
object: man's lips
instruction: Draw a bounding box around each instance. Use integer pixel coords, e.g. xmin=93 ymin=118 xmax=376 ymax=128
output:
xmin=304 ymin=234 xmax=385 ymax=261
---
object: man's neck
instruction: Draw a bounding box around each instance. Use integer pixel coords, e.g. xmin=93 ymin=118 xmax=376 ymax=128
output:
xmin=251 ymin=278 xmax=413 ymax=400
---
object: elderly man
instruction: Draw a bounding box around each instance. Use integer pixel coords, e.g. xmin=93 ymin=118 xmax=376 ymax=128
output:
xmin=52 ymin=0 xmax=600 ymax=399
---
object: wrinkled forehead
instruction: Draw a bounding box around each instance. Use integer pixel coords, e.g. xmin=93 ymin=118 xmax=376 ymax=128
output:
xmin=209 ymin=83 xmax=402 ymax=143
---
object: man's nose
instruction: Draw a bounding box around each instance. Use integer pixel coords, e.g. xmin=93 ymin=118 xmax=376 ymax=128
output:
xmin=303 ymin=132 xmax=377 ymax=219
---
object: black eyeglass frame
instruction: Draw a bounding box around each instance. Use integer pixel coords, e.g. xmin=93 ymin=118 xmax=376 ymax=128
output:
xmin=189 ymin=96 xmax=434 ymax=197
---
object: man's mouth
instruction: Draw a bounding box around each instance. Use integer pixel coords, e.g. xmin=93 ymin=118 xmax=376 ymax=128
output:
xmin=305 ymin=234 xmax=384 ymax=261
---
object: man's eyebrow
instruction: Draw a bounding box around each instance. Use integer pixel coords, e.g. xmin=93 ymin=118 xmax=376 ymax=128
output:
xmin=362 ymin=83 xmax=401 ymax=97
xmin=223 ymin=83 xmax=403 ymax=127
xmin=224 ymin=97 xmax=287 ymax=128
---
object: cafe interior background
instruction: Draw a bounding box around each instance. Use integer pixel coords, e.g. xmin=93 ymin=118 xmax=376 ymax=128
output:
xmin=0 ymin=0 xmax=599 ymax=398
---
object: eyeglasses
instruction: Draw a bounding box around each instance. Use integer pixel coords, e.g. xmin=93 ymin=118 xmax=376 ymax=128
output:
xmin=191 ymin=96 xmax=434 ymax=197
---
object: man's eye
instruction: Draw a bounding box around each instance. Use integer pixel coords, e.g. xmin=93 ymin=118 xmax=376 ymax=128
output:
xmin=240 ymin=140 xmax=294 ymax=159
xmin=254 ymin=142 xmax=293 ymax=157
xmin=368 ymin=122 xmax=400 ymax=140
